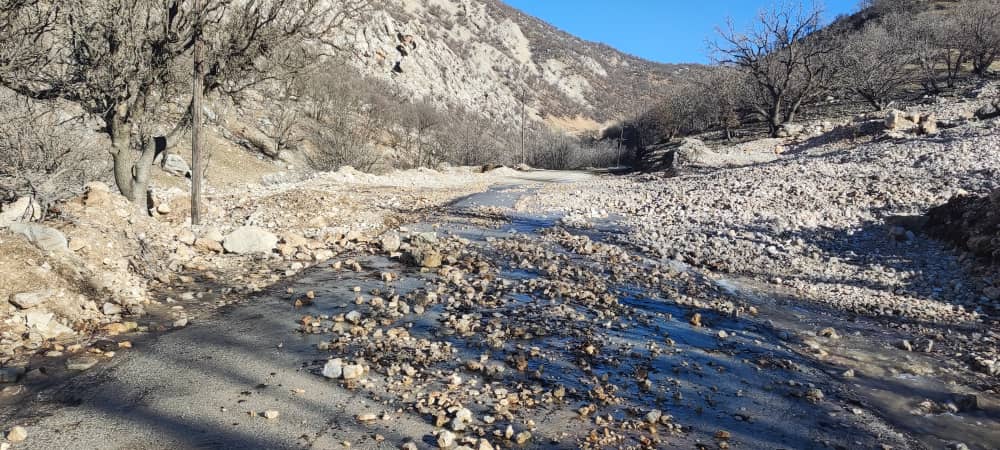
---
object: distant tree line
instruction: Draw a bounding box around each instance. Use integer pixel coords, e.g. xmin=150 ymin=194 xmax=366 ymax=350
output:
xmin=626 ymin=0 xmax=1000 ymax=143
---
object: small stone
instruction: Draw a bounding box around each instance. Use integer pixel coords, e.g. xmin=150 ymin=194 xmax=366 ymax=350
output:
xmin=514 ymin=431 xmax=532 ymax=445
xmin=6 ymin=426 xmax=27 ymax=442
xmin=380 ymin=233 xmax=402 ymax=253
xmin=357 ymin=413 xmax=377 ymax=422
xmin=102 ymin=302 xmax=122 ymax=315
xmin=322 ymin=359 xmax=344 ymax=379
xmin=342 ymin=364 xmax=364 ymax=380
xmin=66 ymin=356 xmax=98 ymax=371
xmin=689 ymin=313 xmax=702 ymax=327
xmin=9 ymin=291 xmax=49 ymax=309
xmin=262 ymin=410 xmax=280 ymax=420
xmin=715 ymin=430 xmax=731 ymax=440
xmin=437 ymin=430 xmax=456 ymax=448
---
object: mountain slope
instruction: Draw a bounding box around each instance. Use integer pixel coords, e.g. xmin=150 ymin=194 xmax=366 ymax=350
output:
xmin=325 ymin=0 xmax=695 ymax=133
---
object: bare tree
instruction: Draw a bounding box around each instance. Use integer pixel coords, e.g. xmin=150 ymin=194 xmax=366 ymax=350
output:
xmin=835 ymin=16 xmax=915 ymax=111
xmin=410 ymin=101 xmax=442 ymax=167
xmin=712 ymin=1 xmax=836 ymax=136
xmin=953 ymin=0 xmax=1000 ymax=76
xmin=0 ymin=0 xmax=368 ymax=206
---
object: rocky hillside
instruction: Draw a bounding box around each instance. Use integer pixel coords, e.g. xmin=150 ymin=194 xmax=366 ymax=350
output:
xmin=325 ymin=0 xmax=693 ymax=133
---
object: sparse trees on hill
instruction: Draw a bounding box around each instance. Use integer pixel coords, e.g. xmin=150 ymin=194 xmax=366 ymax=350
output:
xmin=835 ymin=15 xmax=915 ymax=110
xmin=711 ymin=1 xmax=837 ymax=136
xmin=0 ymin=0 xmax=368 ymax=205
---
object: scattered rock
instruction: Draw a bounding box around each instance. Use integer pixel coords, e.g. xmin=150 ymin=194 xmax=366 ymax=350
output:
xmin=66 ymin=356 xmax=98 ymax=371
xmin=6 ymin=426 xmax=27 ymax=442
xmin=9 ymin=291 xmax=50 ymax=309
xmin=162 ymin=154 xmax=192 ymax=177
xmin=437 ymin=430 xmax=456 ymax=448
xmin=322 ymin=359 xmax=344 ymax=379
xmin=342 ymin=364 xmax=364 ymax=380
xmin=7 ymin=223 xmax=68 ymax=252
xmin=380 ymin=232 xmax=402 ymax=253
xmin=223 ymin=226 xmax=278 ymax=255
xmin=102 ymin=302 xmax=123 ymax=316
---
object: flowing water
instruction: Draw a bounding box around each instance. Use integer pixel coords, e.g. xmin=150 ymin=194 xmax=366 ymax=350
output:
xmin=283 ymin=178 xmax=998 ymax=449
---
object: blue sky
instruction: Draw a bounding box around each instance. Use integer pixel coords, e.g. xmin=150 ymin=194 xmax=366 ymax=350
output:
xmin=503 ymin=0 xmax=861 ymax=64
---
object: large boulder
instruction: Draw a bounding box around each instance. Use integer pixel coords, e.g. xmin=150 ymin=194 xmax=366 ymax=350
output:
xmin=8 ymin=223 xmax=68 ymax=252
xmin=223 ymin=226 xmax=278 ymax=255
xmin=162 ymin=154 xmax=192 ymax=177
xmin=0 ymin=196 xmax=42 ymax=228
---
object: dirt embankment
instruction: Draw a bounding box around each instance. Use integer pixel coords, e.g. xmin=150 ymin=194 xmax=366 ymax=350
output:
xmin=0 ymin=163 xmax=520 ymax=372
xmin=926 ymin=189 xmax=1000 ymax=266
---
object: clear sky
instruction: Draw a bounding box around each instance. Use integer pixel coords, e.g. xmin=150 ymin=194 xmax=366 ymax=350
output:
xmin=502 ymin=0 xmax=862 ymax=64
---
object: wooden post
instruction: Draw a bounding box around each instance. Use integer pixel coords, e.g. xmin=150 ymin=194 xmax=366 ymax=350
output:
xmin=191 ymin=0 xmax=204 ymax=225
xmin=519 ymin=86 xmax=526 ymax=166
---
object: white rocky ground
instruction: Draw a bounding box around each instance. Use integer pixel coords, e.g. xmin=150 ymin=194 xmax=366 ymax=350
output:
xmin=519 ymin=110 xmax=1000 ymax=378
xmin=1 ymin=94 xmax=999 ymax=449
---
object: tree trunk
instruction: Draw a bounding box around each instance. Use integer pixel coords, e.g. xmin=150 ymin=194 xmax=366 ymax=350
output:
xmin=109 ymin=116 xmax=144 ymax=204
xmin=768 ymin=105 xmax=782 ymax=137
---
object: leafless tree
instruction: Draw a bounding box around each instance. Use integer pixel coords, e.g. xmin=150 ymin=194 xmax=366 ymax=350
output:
xmin=835 ymin=16 xmax=915 ymax=110
xmin=712 ymin=1 xmax=836 ymax=136
xmin=300 ymin=68 xmax=390 ymax=172
xmin=953 ymin=0 xmax=1000 ymax=76
xmin=0 ymin=0 xmax=369 ymax=206
xmin=410 ymin=101 xmax=442 ymax=167
xmin=695 ymin=68 xmax=747 ymax=140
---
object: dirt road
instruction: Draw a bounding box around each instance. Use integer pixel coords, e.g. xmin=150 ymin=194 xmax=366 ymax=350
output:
xmin=2 ymin=170 xmax=997 ymax=450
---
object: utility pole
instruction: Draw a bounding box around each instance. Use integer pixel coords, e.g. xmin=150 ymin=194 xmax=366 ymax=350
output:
xmin=191 ymin=0 xmax=204 ymax=225
xmin=519 ymin=86 xmax=526 ymax=166
xmin=617 ymin=126 xmax=624 ymax=168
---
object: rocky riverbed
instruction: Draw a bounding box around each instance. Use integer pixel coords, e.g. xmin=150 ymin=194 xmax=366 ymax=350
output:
xmin=2 ymin=105 xmax=999 ymax=449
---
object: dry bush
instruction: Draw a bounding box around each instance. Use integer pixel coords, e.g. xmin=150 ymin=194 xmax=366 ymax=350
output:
xmin=299 ymin=68 xmax=396 ymax=171
xmin=835 ymin=15 xmax=916 ymax=110
xmin=0 ymin=92 xmax=108 ymax=211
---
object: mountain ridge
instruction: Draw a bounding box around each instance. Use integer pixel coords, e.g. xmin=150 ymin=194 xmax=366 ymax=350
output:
xmin=324 ymin=0 xmax=699 ymax=134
